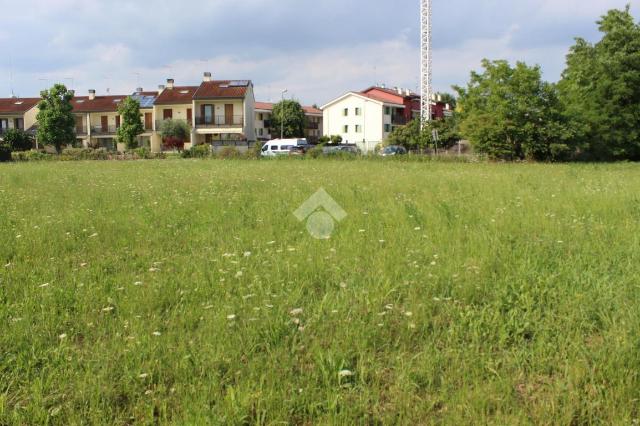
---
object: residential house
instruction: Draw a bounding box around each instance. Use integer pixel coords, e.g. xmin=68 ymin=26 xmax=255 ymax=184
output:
xmin=131 ymin=88 xmax=159 ymax=149
xmin=254 ymin=102 xmax=323 ymax=143
xmin=0 ymin=97 xmax=40 ymax=139
xmin=321 ymin=85 xmax=452 ymax=153
xmin=71 ymin=90 xmax=128 ymax=151
xmin=153 ymin=73 xmax=255 ymax=152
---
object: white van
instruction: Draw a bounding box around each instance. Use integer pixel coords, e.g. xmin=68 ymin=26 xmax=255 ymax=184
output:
xmin=261 ymin=139 xmax=308 ymax=157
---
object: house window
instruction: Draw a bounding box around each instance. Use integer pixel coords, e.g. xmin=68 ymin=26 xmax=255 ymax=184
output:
xmin=384 ymin=107 xmax=391 ymax=115
xmin=259 ymin=128 xmax=264 ymax=136
xmin=355 ymin=108 xmax=361 ymax=116
xmin=343 ymin=108 xmax=348 ymax=116
xmin=343 ymin=125 xmax=349 ymax=133
xmin=355 ymin=125 xmax=362 ymax=133
xmin=384 ymin=124 xmax=391 ymax=132
xmin=258 ymin=113 xmax=263 ymax=121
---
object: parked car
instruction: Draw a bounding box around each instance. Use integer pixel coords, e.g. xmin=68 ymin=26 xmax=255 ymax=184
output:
xmin=261 ymin=138 xmax=309 ymax=157
xmin=322 ymin=144 xmax=361 ymax=155
xmin=380 ymin=145 xmax=408 ymax=157
xmin=289 ymin=145 xmax=308 ymax=156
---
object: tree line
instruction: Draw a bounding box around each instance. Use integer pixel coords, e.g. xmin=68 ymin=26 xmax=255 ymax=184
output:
xmin=388 ymin=6 xmax=640 ymax=162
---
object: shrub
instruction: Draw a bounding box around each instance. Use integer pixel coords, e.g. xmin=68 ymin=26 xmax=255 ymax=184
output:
xmin=182 ymin=144 xmax=212 ymax=159
xmin=218 ymin=146 xmax=241 ymax=159
xmin=133 ymin=147 xmax=154 ymax=159
xmin=60 ymin=148 xmax=110 ymax=161
xmin=245 ymin=142 xmax=263 ymax=159
xmin=307 ymin=145 xmax=324 ymax=158
xmin=3 ymin=129 xmax=34 ymax=152
xmin=0 ymin=144 xmax=11 ymax=162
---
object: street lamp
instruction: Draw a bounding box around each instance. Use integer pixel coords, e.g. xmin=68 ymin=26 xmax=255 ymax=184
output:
xmin=280 ymin=89 xmax=288 ymax=139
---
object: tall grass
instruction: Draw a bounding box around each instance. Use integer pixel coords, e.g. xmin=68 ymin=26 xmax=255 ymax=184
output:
xmin=1 ymin=159 xmax=639 ymax=424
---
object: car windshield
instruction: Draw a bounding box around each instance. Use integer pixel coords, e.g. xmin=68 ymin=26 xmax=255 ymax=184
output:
xmin=383 ymin=147 xmax=396 ymax=153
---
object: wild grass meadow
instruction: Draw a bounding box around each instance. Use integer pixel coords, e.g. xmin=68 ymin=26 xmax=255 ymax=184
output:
xmin=1 ymin=158 xmax=639 ymax=424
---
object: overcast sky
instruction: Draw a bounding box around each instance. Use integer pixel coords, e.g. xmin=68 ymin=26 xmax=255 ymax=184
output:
xmin=0 ymin=0 xmax=638 ymax=105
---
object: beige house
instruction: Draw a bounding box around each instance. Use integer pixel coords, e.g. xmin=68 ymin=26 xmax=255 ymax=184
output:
xmin=0 ymin=97 xmax=40 ymax=140
xmin=152 ymin=73 xmax=255 ymax=152
xmin=70 ymin=90 xmax=128 ymax=150
xmin=254 ymin=102 xmax=323 ymax=143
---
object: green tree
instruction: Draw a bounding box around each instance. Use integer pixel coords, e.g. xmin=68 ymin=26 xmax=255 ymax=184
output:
xmin=160 ymin=119 xmax=191 ymax=151
xmin=455 ymin=60 xmax=575 ymax=161
xmin=558 ymin=6 xmax=640 ymax=160
xmin=385 ymin=117 xmax=459 ymax=151
xmin=36 ymin=84 xmax=76 ymax=153
xmin=116 ymin=97 xmax=145 ymax=150
xmin=3 ymin=128 xmax=34 ymax=152
xmin=270 ymin=100 xmax=306 ymax=138
xmin=436 ymin=92 xmax=457 ymax=110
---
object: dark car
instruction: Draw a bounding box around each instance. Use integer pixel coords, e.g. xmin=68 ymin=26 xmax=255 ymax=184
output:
xmin=289 ymin=145 xmax=308 ymax=156
xmin=322 ymin=144 xmax=361 ymax=155
xmin=380 ymin=145 xmax=408 ymax=157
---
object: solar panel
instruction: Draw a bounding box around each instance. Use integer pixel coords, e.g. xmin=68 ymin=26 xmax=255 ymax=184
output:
xmin=131 ymin=95 xmax=156 ymax=108
xmin=228 ymin=80 xmax=249 ymax=87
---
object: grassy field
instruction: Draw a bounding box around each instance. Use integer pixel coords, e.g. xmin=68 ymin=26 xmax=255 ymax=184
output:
xmin=1 ymin=158 xmax=639 ymax=424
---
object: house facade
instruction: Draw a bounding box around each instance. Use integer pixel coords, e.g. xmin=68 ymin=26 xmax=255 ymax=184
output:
xmin=322 ymin=85 xmax=452 ymax=153
xmin=254 ymin=102 xmax=323 ymax=143
xmin=0 ymin=97 xmax=40 ymax=139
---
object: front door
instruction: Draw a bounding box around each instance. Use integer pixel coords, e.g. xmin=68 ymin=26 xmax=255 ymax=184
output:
xmin=115 ymin=116 xmax=121 ymax=129
xmin=145 ymin=113 xmax=152 ymax=130
xmin=14 ymin=118 xmax=24 ymax=130
xmin=225 ymin=104 xmax=233 ymax=125
xmin=0 ymin=119 xmax=8 ymax=132
xmin=75 ymin=116 xmax=84 ymax=133
xmin=187 ymin=108 xmax=192 ymax=125
xmin=163 ymin=109 xmax=173 ymax=120
xmin=101 ymin=116 xmax=108 ymax=132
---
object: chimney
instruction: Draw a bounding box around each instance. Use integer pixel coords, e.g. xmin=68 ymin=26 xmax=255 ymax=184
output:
xmin=166 ymin=78 xmax=174 ymax=89
xmin=158 ymin=85 xmax=165 ymax=94
xmin=203 ymin=72 xmax=212 ymax=82
xmin=380 ymin=83 xmax=386 ymax=89
xmin=88 ymin=89 xmax=96 ymax=100
xmin=437 ymin=94 xmax=442 ymax=102
xmin=136 ymin=87 xmax=143 ymax=93
xmin=405 ymin=89 xmax=411 ymax=96
xmin=397 ymin=87 xmax=403 ymax=95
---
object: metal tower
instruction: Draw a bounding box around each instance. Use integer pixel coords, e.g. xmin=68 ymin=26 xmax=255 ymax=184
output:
xmin=420 ymin=0 xmax=432 ymax=127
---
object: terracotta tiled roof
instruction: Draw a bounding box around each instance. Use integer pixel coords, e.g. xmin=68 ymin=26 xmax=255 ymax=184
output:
xmin=155 ymin=86 xmax=199 ymax=105
xmin=256 ymin=101 xmax=322 ymax=115
xmin=255 ymin=102 xmax=274 ymax=111
xmin=193 ymin=80 xmax=250 ymax=99
xmin=0 ymin=98 xmax=40 ymax=114
xmin=303 ymin=106 xmax=322 ymax=115
xmin=71 ymin=95 xmax=127 ymax=113
xmin=358 ymin=92 xmax=405 ymax=107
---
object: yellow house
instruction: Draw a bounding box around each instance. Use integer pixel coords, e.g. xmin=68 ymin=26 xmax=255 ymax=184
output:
xmin=71 ymin=90 xmax=128 ymax=150
xmin=0 ymin=97 xmax=40 ymax=140
xmin=152 ymin=73 xmax=256 ymax=153
xmin=131 ymin=88 xmax=159 ymax=149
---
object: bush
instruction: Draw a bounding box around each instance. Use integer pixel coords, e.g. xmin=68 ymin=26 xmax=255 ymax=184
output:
xmin=60 ymin=148 xmax=110 ymax=161
xmin=0 ymin=144 xmax=11 ymax=162
xmin=307 ymin=145 xmax=324 ymax=158
xmin=3 ymin=129 xmax=34 ymax=152
xmin=182 ymin=144 xmax=212 ymax=159
xmin=133 ymin=147 xmax=154 ymax=159
xmin=11 ymin=150 xmax=52 ymax=161
xmin=218 ymin=146 xmax=241 ymax=159
xmin=245 ymin=142 xmax=263 ymax=159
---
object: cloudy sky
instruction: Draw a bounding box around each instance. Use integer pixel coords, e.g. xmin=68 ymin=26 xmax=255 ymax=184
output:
xmin=1 ymin=0 xmax=638 ymax=105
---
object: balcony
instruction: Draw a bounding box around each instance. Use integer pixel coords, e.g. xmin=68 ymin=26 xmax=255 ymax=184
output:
xmin=195 ymin=115 xmax=244 ymax=128
xmin=391 ymin=115 xmax=408 ymax=125
xmin=91 ymin=125 xmax=118 ymax=135
xmin=75 ymin=125 xmax=88 ymax=136
xmin=306 ymin=122 xmax=319 ymax=130
xmin=155 ymin=119 xmax=193 ymax=131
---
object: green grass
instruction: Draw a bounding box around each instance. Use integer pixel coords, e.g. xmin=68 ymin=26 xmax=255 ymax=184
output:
xmin=1 ymin=158 xmax=640 ymax=424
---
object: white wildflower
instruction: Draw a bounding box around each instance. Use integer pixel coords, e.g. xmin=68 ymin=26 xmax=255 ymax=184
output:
xmin=102 ymin=306 xmax=114 ymax=312
xmin=152 ymin=331 xmax=161 ymax=336
xmin=227 ymin=314 xmax=237 ymax=320
xmin=39 ymin=283 xmax=50 ymax=288
xmin=338 ymin=369 xmax=354 ymax=378
xmin=290 ymin=308 xmax=303 ymax=316
xmin=235 ymin=271 xmax=243 ymax=278
xmin=88 ymin=233 xmax=98 ymax=238
xmin=243 ymin=251 xmax=252 ymax=257
xmin=139 ymin=373 xmax=148 ymax=379
xmin=59 ymin=333 xmax=68 ymax=340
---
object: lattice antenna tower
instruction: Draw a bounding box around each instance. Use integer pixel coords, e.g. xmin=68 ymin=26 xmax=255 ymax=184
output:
xmin=420 ymin=0 xmax=432 ymax=128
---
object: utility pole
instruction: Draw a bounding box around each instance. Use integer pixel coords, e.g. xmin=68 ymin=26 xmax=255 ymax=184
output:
xmin=420 ymin=0 xmax=432 ymax=129
xmin=280 ymin=89 xmax=288 ymax=139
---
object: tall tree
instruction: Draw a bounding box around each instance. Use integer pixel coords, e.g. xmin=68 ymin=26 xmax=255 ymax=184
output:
xmin=270 ymin=100 xmax=306 ymax=138
xmin=558 ymin=6 xmax=640 ymax=160
xmin=116 ymin=97 xmax=145 ymax=150
xmin=36 ymin=84 xmax=76 ymax=153
xmin=159 ymin=119 xmax=190 ymax=151
xmin=455 ymin=60 xmax=575 ymax=161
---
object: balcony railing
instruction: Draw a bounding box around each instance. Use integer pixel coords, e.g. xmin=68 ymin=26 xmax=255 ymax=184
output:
xmin=75 ymin=126 xmax=88 ymax=136
xmin=195 ymin=115 xmax=244 ymax=128
xmin=391 ymin=115 xmax=407 ymax=125
xmin=155 ymin=119 xmax=193 ymax=131
xmin=91 ymin=125 xmax=118 ymax=135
